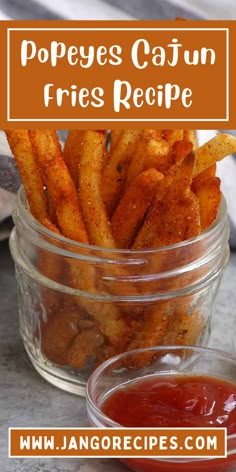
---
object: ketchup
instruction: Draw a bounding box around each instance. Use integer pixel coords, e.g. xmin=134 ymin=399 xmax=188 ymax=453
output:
xmin=102 ymin=375 xmax=236 ymax=472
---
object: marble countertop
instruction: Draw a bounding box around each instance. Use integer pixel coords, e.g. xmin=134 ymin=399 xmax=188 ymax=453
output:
xmin=1 ymin=239 xmax=236 ymax=472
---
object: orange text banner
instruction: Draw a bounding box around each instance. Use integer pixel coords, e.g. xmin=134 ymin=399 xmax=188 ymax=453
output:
xmin=0 ymin=20 xmax=236 ymax=129
xmin=9 ymin=427 xmax=226 ymax=458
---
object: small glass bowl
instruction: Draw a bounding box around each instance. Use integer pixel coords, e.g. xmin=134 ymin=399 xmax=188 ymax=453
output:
xmin=86 ymin=346 xmax=236 ymax=472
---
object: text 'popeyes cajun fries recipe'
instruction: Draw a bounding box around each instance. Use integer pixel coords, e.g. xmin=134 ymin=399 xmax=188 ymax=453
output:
xmin=5 ymin=129 xmax=236 ymax=378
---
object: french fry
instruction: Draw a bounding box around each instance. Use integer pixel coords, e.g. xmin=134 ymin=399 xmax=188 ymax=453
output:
xmin=133 ymin=153 xmax=200 ymax=249
xmin=5 ymin=130 xmax=50 ymax=222
xmin=184 ymin=130 xmax=198 ymax=149
xmin=192 ymin=164 xmax=216 ymax=189
xmin=29 ymin=130 xmax=89 ymax=244
xmin=40 ymin=218 xmax=61 ymax=235
xmin=162 ymin=309 xmax=205 ymax=346
xmin=110 ymin=130 xmax=123 ymax=152
xmin=76 ymin=272 xmax=130 ymax=347
xmin=172 ymin=139 xmax=193 ymax=164
xmin=5 ymin=130 xmax=64 ymax=327
xmin=47 ymin=196 xmax=58 ymax=225
xmin=128 ymin=155 xmax=201 ymax=364
xmin=125 ymin=130 xmax=170 ymax=187
xmin=40 ymin=246 xmax=130 ymax=357
xmin=79 ymin=130 xmax=116 ymax=248
xmin=78 ymin=131 xmax=143 ymax=319
xmin=63 ymin=130 xmax=86 ymax=186
xmin=66 ymin=327 xmax=104 ymax=369
xmin=163 ymin=129 xmax=184 ymax=146
xmin=193 ymin=133 xmax=236 ymax=177
xmin=41 ymin=253 xmax=130 ymax=353
xmin=112 ymin=168 xmax=164 ymax=248
xmin=134 ymin=191 xmax=201 ymax=250
xmin=102 ymin=129 xmax=141 ymax=215
xmin=41 ymin=305 xmax=80 ymax=365
xmin=193 ymin=176 xmax=222 ymax=231
xmin=95 ymin=342 xmax=119 ymax=368
xmin=125 ymin=303 xmax=174 ymax=369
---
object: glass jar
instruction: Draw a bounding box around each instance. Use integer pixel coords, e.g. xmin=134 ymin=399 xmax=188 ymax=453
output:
xmin=10 ymin=187 xmax=230 ymax=396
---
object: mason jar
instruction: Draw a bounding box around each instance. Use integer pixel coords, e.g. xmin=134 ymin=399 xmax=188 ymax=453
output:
xmin=9 ymin=187 xmax=230 ymax=395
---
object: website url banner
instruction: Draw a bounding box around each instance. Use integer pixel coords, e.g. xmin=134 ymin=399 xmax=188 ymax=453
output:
xmin=9 ymin=427 xmax=227 ymax=458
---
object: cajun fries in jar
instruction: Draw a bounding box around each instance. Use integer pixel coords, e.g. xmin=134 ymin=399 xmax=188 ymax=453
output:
xmin=8 ymin=129 xmax=233 ymax=394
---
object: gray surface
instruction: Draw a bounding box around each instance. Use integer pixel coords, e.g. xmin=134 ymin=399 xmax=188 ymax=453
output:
xmin=0 ymin=239 xmax=236 ymax=471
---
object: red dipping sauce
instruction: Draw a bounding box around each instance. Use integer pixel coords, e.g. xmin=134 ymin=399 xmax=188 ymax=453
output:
xmin=102 ymin=375 xmax=236 ymax=472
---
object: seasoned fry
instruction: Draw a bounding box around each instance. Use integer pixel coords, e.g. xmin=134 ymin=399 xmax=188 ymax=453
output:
xmin=133 ymin=154 xmax=200 ymax=249
xmin=172 ymin=139 xmax=193 ymax=164
xmin=112 ymin=168 xmax=164 ymax=248
xmin=5 ymin=130 xmax=50 ymax=222
xmin=134 ymin=190 xmax=201 ymax=250
xmin=78 ymin=277 xmax=130 ymax=347
xmin=78 ymin=131 xmax=143 ymax=318
xmin=79 ymin=130 xmax=116 ymax=248
xmin=184 ymin=130 xmax=198 ymax=149
xmin=126 ymin=130 xmax=170 ymax=186
xmin=102 ymin=129 xmax=141 ymax=215
xmin=192 ymin=164 xmax=216 ymax=189
xmin=41 ymin=306 xmax=80 ymax=365
xmin=163 ymin=129 xmax=184 ymax=146
xmin=125 ymin=303 xmax=174 ymax=369
xmin=63 ymin=130 xmax=86 ymax=186
xmin=66 ymin=328 xmax=104 ymax=369
xmin=40 ymin=218 xmax=61 ymax=235
xmin=193 ymin=176 xmax=221 ymax=231
xmin=110 ymin=130 xmax=123 ymax=152
xmin=29 ymin=130 xmax=88 ymax=244
xmin=95 ymin=342 xmax=125 ymax=369
xmin=162 ymin=309 xmax=205 ymax=346
xmin=193 ymin=133 xmax=236 ymax=177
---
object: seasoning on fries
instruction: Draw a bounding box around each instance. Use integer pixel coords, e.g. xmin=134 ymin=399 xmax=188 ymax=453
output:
xmin=5 ymin=128 xmax=236 ymax=370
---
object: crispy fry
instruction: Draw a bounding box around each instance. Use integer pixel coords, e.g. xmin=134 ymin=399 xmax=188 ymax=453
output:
xmin=29 ymin=130 xmax=88 ymax=244
xmin=193 ymin=133 xmax=236 ymax=177
xmin=133 ymin=154 xmax=200 ymax=249
xmin=102 ymin=149 xmax=110 ymax=170
xmin=172 ymin=140 xmax=193 ymax=164
xmin=63 ymin=130 xmax=86 ymax=186
xmin=112 ymin=168 xmax=164 ymax=248
xmin=36 ymin=131 xmax=128 ymax=350
xmin=47 ymin=196 xmax=58 ymax=225
xmin=5 ymin=130 xmax=50 ymax=222
xmin=79 ymin=130 xmax=116 ymax=248
xmin=162 ymin=309 xmax=205 ymax=346
xmin=192 ymin=164 xmax=216 ymax=189
xmin=40 ymin=218 xmax=61 ymax=235
xmin=37 ymin=219 xmax=67 ymax=326
xmin=193 ymin=176 xmax=221 ymax=231
xmin=110 ymin=130 xmax=123 ymax=152
xmin=134 ymin=190 xmax=201 ymax=249
xmin=102 ymin=129 xmax=141 ymax=215
xmin=41 ymin=305 xmax=80 ymax=365
xmin=95 ymin=342 xmax=123 ymax=368
xmin=184 ymin=130 xmax=198 ymax=149
xmin=66 ymin=328 xmax=104 ymax=369
xmin=125 ymin=303 xmax=174 ymax=369
xmin=126 ymin=130 xmax=170 ymax=186
xmin=163 ymin=129 xmax=184 ymax=146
